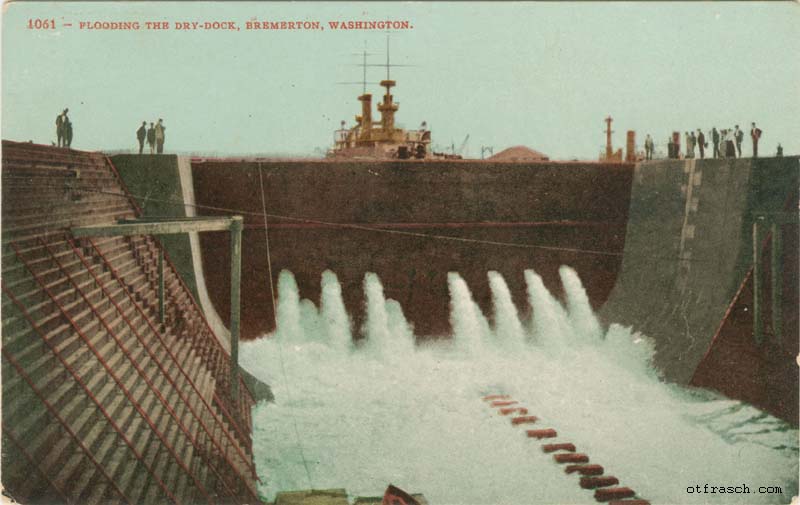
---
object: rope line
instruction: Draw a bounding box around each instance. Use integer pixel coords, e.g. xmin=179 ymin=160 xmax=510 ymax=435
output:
xmin=2 ymin=181 xmax=790 ymax=268
xmin=258 ymin=164 xmax=314 ymax=489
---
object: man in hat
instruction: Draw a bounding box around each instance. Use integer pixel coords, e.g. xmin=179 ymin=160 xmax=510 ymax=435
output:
xmin=750 ymin=122 xmax=762 ymax=158
xmin=711 ymin=127 xmax=720 ymax=158
xmin=155 ymin=118 xmax=166 ymax=154
xmin=136 ymin=121 xmax=147 ymax=154
xmin=734 ymin=125 xmax=743 ymax=158
xmin=147 ymin=122 xmax=156 ymax=154
xmin=55 ymin=108 xmax=68 ymax=147
xmin=697 ymin=129 xmax=705 ymax=159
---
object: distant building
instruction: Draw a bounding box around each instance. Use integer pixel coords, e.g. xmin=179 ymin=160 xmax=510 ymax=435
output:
xmin=488 ymin=145 xmax=550 ymax=162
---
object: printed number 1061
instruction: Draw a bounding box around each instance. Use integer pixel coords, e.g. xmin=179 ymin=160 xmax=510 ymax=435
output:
xmin=28 ymin=19 xmax=56 ymax=29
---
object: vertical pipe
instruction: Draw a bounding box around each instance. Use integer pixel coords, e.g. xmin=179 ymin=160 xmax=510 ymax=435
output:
xmin=158 ymin=246 xmax=165 ymax=324
xmin=230 ymin=216 xmax=243 ymax=406
xmin=752 ymin=221 xmax=762 ymax=345
xmin=770 ymin=223 xmax=782 ymax=346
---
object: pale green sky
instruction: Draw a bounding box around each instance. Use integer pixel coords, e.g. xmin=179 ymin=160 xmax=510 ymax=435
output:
xmin=3 ymin=1 xmax=799 ymax=159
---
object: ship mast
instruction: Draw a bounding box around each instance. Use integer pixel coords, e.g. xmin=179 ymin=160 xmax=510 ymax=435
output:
xmin=377 ymin=32 xmax=398 ymax=134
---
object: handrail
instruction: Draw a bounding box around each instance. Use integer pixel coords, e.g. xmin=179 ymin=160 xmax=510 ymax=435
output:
xmin=69 ymin=237 xmax=260 ymax=494
xmin=9 ymin=241 xmax=203 ymax=505
xmin=146 ymin=237 xmax=257 ymax=430
xmin=35 ymin=236 xmax=218 ymax=503
xmin=88 ymin=236 xmax=256 ymax=467
xmin=1 ymin=402 xmax=97 ymax=505
xmin=158 ymin=237 xmax=258 ymax=406
xmin=1 ymin=283 xmax=175 ymax=505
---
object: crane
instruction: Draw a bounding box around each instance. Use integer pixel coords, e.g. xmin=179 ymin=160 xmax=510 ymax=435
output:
xmin=451 ymin=134 xmax=470 ymax=157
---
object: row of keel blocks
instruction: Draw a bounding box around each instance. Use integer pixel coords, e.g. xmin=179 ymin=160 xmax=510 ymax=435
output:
xmin=482 ymin=393 xmax=650 ymax=505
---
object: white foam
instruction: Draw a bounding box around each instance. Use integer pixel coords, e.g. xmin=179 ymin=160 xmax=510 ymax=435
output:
xmin=241 ymin=269 xmax=798 ymax=504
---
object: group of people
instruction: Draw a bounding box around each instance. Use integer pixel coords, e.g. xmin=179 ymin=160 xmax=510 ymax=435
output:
xmin=708 ymin=124 xmax=762 ymax=159
xmin=136 ymin=119 xmax=166 ymax=154
xmin=647 ymin=122 xmax=769 ymax=161
xmin=55 ymin=109 xmax=73 ymax=148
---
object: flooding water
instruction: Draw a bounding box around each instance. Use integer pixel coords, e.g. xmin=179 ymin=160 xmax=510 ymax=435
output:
xmin=241 ymin=267 xmax=798 ymax=504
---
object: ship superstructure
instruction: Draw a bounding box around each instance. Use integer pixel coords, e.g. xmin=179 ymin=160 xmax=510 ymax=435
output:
xmin=329 ymin=77 xmax=441 ymax=160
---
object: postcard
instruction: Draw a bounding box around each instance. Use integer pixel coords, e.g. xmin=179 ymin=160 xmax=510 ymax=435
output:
xmin=2 ymin=2 xmax=798 ymax=504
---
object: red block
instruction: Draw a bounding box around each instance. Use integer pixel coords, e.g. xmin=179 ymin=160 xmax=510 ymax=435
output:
xmin=594 ymin=487 xmax=636 ymax=502
xmin=500 ymin=407 xmax=528 ymax=416
xmin=554 ymin=453 xmax=589 ymax=464
xmin=483 ymin=394 xmax=510 ymax=401
xmin=491 ymin=400 xmax=518 ymax=407
xmin=511 ymin=415 xmax=539 ymax=425
xmin=526 ymin=429 xmax=557 ymax=439
xmin=580 ymin=476 xmax=619 ymax=489
xmin=565 ymin=464 xmax=604 ymax=475
xmin=542 ymin=443 xmax=575 ymax=453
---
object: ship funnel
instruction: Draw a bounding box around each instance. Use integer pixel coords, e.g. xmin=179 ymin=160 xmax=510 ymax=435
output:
xmin=358 ymin=93 xmax=372 ymax=141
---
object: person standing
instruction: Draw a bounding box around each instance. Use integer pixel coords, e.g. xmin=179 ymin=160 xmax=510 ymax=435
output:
xmin=684 ymin=132 xmax=691 ymax=159
xmin=734 ymin=125 xmax=743 ymax=157
xmin=644 ymin=134 xmax=654 ymax=160
xmin=147 ymin=122 xmax=156 ymax=154
xmin=136 ymin=121 xmax=147 ymax=154
xmin=55 ymin=108 xmax=68 ymax=147
xmin=63 ymin=118 xmax=73 ymax=148
xmin=711 ymin=127 xmax=720 ymax=158
xmin=750 ymin=122 xmax=762 ymax=158
xmin=697 ymin=129 xmax=705 ymax=159
xmin=725 ymin=129 xmax=736 ymax=158
xmin=155 ymin=118 xmax=166 ymax=154
xmin=776 ymin=144 xmax=783 ymax=157
xmin=689 ymin=131 xmax=697 ymax=159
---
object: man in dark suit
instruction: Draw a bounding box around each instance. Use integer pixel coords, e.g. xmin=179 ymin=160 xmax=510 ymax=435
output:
xmin=750 ymin=122 xmax=762 ymax=158
xmin=734 ymin=125 xmax=743 ymax=157
xmin=55 ymin=108 xmax=68 ymax=147
xmin=147 ymin=122 xmax=156 ymax=154
xmin=136 ymin=121 xmax=147 ymax=154
xmin=697 ymin=129 xmax=705 ymax=159
xmin=711 ymin=127 xmax=720 ymax=158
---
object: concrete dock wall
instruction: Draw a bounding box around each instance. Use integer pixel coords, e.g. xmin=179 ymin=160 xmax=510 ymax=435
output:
xmin=600 ymin=156 xmax=798 ymax=421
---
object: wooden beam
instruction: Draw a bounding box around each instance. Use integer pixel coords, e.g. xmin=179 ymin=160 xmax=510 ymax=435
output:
xmin=229 ymin=216 xmax=243 ymax=406
xmin=72 ymin=217 xmax=234 ymax=237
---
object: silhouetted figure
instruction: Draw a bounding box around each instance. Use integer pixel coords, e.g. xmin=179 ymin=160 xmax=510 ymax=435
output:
xmin=689 ymin=132 xmax=696 ymax=159
xmin=155 ymin=118 xmax=166 ymax=154
xmin=734 ymin=125 xmax=743 ymax=157
xmin=63 ymin=119 xmax=73 ymax=148
xmin=136 ymin=121 xmax=147 ymax=154
xmin=147 ymin=122 xmax=156 ymax=154
xmin=750 ymin=122 xmax=762 ymax=158
xmin=697 ymin=129 xmax=705 ymax=159
xmin=55 ymin=108 xmax=68 ymax=147
xmin=776 ymin=144 xmax=783 ymax=157
xmin=644 ymin=134 xmax=654 ymax=160
xmin=711 ymin=128 xmax=720 ymax=158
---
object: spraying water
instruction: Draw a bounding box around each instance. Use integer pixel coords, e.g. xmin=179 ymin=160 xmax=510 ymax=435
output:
xmin=241 ymin=268 xmax=798 ymax=504
xmin=320 ymin=270 xmax=352 ymax=352
xmin=448 ymin=272 xmax=491 ymax=354
xmin=488 ymin=271 xmax=526 ymax=351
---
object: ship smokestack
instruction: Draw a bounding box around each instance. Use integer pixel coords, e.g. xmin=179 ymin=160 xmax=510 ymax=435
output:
xmin=626 ymin=131 xmax=636 ymax=162
xmin=358 ymin=93 xmax=372 ymax=142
